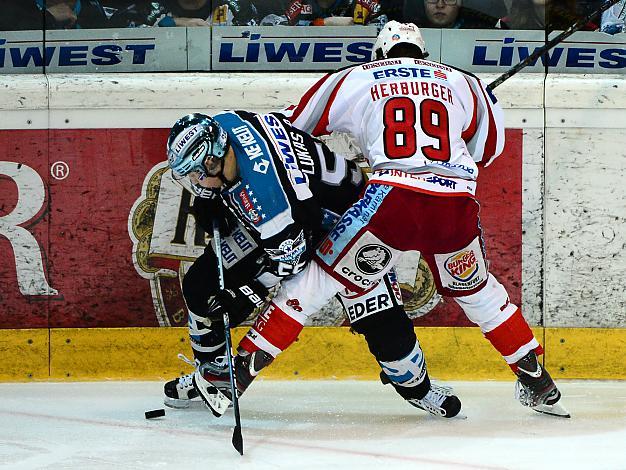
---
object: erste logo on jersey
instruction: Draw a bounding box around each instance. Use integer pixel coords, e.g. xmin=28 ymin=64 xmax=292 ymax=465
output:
xmin=371 ymin=66 xmax=448 ymax=81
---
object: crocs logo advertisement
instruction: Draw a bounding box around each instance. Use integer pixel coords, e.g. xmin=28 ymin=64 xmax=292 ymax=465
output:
xmin=356 ymin=244 xmax=391 ymax=275
xmin=340 ymin=266 xmax=374 ymax=287
xmin=444 ymin=250 xmax=479 ymax=282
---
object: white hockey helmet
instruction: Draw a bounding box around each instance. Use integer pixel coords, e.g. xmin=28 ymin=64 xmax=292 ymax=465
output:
xmin=373 ymin=21 xmax=428 ymax=60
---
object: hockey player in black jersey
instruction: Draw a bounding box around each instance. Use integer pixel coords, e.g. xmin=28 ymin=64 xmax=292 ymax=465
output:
xmin=163 ymin=111 xmax=462 ymax=418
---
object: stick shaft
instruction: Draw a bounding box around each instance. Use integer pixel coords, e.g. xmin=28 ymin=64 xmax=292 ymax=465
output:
xmin=213 ymin=221 xmax=244 ymax=455
xmin=489 ymin=0 xmax=621 ymax=90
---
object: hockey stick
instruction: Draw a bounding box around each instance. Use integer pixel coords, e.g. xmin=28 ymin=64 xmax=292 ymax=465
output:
xmin=488 ymin=0 xmax=621 ymax=90
xmin=213 ymin=220 xmax=244 ymax=456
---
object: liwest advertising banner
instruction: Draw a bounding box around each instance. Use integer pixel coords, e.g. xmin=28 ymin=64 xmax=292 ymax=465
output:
xmin=0 ymin=27 xmax=624 ymax=73
xmin=0 ymin=128 xmax=522 ymax=329
xmin=0 ymin=28 xmax=187 ymax=73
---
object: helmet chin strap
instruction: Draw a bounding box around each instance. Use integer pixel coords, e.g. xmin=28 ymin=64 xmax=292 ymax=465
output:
xmin=209 ymin=157 xmax=239 ymax=191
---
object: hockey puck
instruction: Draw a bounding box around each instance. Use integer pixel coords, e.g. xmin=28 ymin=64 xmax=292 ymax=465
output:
xmin=144 ymin=409 xmax=165 ymax=419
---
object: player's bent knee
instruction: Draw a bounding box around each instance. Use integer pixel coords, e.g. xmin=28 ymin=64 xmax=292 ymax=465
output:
xmin=454 ymin=273 xmax=518 ymax=329
xmin=351 ymin=305 xmax=416 ymax=362
xmin=238 ymin=301 xmax=305 ymax=358
xmin=182 ymin=259 xmax=218 ymax=315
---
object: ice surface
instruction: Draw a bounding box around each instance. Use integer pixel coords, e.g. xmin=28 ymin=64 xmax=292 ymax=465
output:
xmin=0 ymin=380 xmax=625 ymax=469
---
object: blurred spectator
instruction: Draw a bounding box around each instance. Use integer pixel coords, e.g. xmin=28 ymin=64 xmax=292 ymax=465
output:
xmin=502 ymin=0 xmax=546 ymax=29
xmin=260 ymin=0 xmax=388 ymax=27
xmin=403 ymin=0 xmax=505 ymax=29
xmin=209 ymin=0 xmax=266 ymax=25
xmin=44 ymin=0 xmax=108 ymax=29
xmin=0 ymin=2 xmax=43 ymax=31
xmin=42 ymin=0 xmax=110 ymax=29
xmin=575 ymin=0 xmax=616 ymax=31
xmin=100 ymin=1 xmax=174 ymax=27
xmin=536 ymin=0 xmax=600 ymax=31
xmin=1 ymin=0 xmax=109 ymax=30
xmin=165 ymin=0 xmax=212 ymax=26
xmin=424 ymin=0 xmax=462 ymax=27
xmin=601 ymin=1 xmax=625 ymax=34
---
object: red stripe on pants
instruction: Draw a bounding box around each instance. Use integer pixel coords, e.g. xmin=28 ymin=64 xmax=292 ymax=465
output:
xmin=239 ymin=302 xmax=304 ymax=355
xmin=484 ymin=308 xmax=543 ymax=362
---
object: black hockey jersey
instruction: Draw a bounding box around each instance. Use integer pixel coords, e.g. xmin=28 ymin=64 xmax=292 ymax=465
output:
xmin=206 ymin=110 xmax=365 ymax=278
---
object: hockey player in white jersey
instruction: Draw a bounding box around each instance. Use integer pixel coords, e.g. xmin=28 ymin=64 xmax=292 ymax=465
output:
xmin=225 ymin=21 xmax=569 ymax=418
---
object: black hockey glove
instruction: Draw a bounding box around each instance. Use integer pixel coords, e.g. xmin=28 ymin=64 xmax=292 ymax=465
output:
xmin=193 ymin=196 xmax=237 ymax=236
xmin=206 ymin=280 xmax=269 ymax=326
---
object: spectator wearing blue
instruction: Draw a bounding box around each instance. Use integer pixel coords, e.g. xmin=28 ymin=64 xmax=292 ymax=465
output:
xmin=39 ymin=0 xmax=109 ymax=29
xmin=601 ymin=0 xmax=625 ymax=34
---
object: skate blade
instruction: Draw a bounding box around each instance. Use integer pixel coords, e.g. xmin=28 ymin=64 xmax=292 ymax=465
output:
xmin=164 ymin=397 xmax=195 ymax=409
xmin=532 ymin=401 xmax=571 ymax=418
xmin=196 ymin=384 xmax=231 ymax=418
xmin=203 ymin=387 xmax=232 ymax=418
xmin=192 ymin=373 xmax=232 ymax=418
xmin=164 ymin=398 xmax=206 ymax=410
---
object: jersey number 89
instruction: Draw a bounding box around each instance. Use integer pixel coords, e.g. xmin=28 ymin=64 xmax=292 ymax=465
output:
xmin=382 ymin=97 xmax=451 ymax=162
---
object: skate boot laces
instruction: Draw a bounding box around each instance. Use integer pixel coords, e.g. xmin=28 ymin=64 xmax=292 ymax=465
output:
xmin=175 ymin=354 xmax=200 ymax=390
xmin=163 ymin=354 xmax=201 ymax=408
xmin=177 ymin=354 xmax=200 ymax=387
xmin=408 ymin=384 xmax=460 ymax=418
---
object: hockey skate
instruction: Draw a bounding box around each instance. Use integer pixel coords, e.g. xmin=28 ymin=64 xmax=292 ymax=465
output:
xmin=193 ymin=350 xmax=274 ymax=418
xmin=192 ymin=356 xmax=233 ymax=418
xmin=514 ymin=350 xmax=570 ymax=418
xmin=163 ymin=354 xmax=200 ymax=409
xmin=407 ymin=384 xmax=463 ymax=418
xmin=380 ymin=372 xmax=462 ymax=418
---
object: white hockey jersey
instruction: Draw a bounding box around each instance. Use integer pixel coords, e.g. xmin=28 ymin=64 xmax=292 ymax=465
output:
xmin=286 ymin=58 xmax=505 ymax=197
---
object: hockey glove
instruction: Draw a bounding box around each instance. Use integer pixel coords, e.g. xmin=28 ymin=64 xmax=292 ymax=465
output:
xmin=206 ymin=280 xmax=269 ymax=326
xmin=193 ymin=196 xmax=237 ymax=236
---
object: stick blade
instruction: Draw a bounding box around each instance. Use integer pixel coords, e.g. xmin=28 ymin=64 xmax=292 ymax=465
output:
xmin=232 ymin=425 xmax=244 ymax=455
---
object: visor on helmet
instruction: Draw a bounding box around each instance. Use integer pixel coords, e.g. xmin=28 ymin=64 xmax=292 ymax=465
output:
xmin=171 ymin=168 xmax=220 ymax=199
